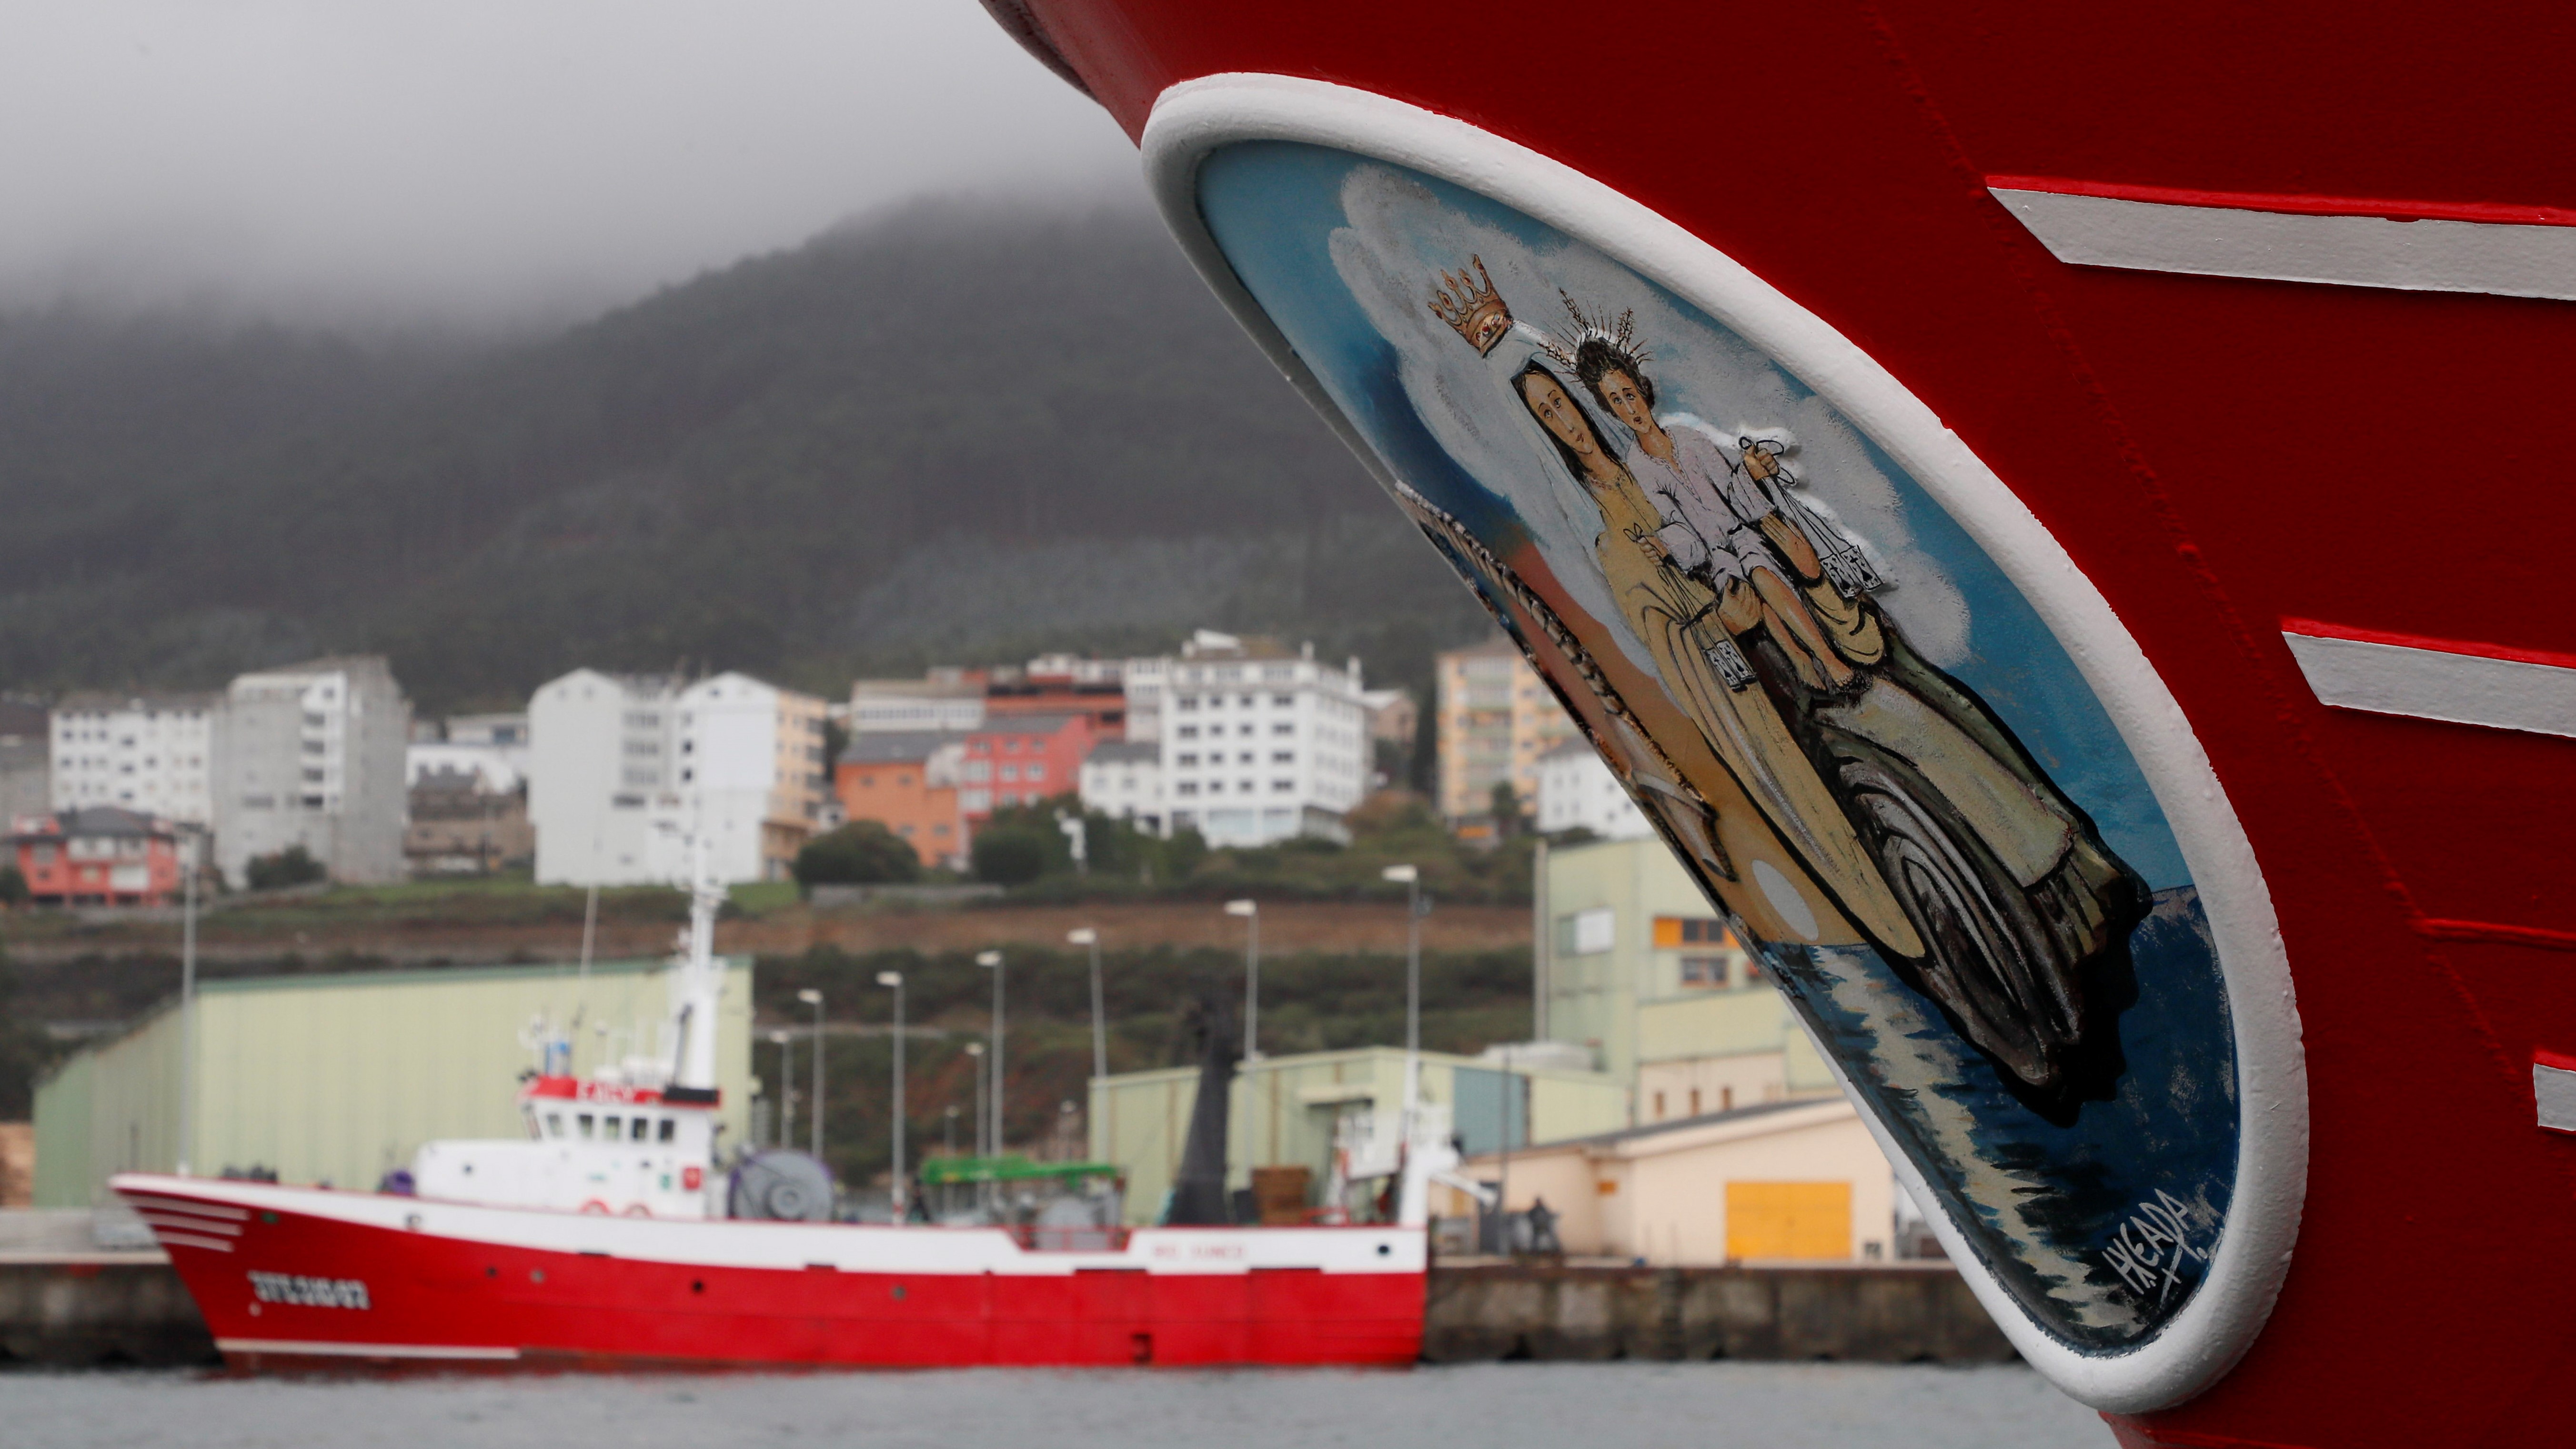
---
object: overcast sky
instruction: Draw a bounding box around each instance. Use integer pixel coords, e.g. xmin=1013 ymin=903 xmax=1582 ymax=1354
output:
xmin=0 ymin=1 xmax=1143 ymax=332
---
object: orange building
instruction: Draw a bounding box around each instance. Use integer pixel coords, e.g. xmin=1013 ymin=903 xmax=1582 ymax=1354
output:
xmin=833 ymin=732 xmax=966 ymax=869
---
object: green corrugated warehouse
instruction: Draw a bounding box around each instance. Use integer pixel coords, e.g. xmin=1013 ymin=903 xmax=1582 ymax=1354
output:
xmin=32 ymin=956 xmax=755 ymax=1207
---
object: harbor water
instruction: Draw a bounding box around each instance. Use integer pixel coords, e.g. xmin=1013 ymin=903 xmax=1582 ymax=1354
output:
xmin=1 ymin=1362 xmax=2109 ymax=1447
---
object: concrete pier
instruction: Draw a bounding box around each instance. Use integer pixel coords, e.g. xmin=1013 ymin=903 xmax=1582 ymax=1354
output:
xmin=0 ymin=1254 xmax=218 ymax=1367
xmin=0 ymin=1249 xmax=2009 ymax=1368
xmin=1422 ymin=1262 xmax=2015 ymax=1364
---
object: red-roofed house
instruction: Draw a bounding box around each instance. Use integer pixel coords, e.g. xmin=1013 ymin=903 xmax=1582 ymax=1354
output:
xmin=9 ymin=806 xmax=184 ymax=906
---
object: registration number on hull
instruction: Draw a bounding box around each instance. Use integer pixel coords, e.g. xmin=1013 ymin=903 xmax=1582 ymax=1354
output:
xmin=248 ymin=1272 xmax=372 ymax=1310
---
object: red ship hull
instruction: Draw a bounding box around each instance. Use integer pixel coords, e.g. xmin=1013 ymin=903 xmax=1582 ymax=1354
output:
xmin=114 ymin=1176 xmax=1425 ymax=1371
xmin=978 ymin=3 xmax=2576 ymax=1443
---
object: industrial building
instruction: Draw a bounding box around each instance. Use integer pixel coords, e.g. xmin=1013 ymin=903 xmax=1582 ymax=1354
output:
xmin=1087 ymin=1045 xmax=1626 ymax=1227
xmin=1540 ymin=834 xmax=1842 ymax=1112
xmin=30 ymin=956 xmax=755 ymax=1208
xmin=1446 ymin=1098 xmax=1902 ymax=1265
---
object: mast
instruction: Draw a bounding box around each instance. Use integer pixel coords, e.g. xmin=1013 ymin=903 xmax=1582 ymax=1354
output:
xmin=671 ymin=828 xmax=725 ymax=1093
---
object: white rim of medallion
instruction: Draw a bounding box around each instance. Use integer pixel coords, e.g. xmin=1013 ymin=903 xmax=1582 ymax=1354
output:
xmin=1140 ymin=73 xmax=2306 ymax=1413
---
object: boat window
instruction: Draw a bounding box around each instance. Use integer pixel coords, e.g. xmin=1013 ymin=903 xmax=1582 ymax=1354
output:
xmin=602 ymin=1115 xmax=623 ymax=1139
xmin=630 ymin=1117 xmax=650 ymax=1142
xmin=577 ymin=1114 xmax=595 ymax=1139
xmin=658 ymin=1118 xmax=677 ymax=1143
xmin=545 ymin=1112 xmax=564 ymax=1137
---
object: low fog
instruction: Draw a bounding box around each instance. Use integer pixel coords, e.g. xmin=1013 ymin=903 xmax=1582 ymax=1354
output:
xmin=0 ymin=0 xmax=1143 ymax=333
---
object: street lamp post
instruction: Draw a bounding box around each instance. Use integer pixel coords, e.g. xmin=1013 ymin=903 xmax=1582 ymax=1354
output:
xmin=876 ymin=971 xmax=906 ymax=1223
xmin=976 ymin=951 xmax=1005 ymax=1158
xmin=1224 ymin=899 xmax=1259 ymax=1061
xmin=1381 ymin=864 xmax=1427 ymax=1138
xmin=944 ymin=1104 xmax=961 ymax=1157
xmin=797 ymin=988 xmax=825 ymax=1162
xmin=964 ymin=1043 xmax=988 ymax=1158
xmin=176 ymin=829 xmax=201 ymax=1176
xmin=771 ymin=1030 xmax=795 ymax=1150
xmin=1068 ymin=928 xmax=1106 ymax=1082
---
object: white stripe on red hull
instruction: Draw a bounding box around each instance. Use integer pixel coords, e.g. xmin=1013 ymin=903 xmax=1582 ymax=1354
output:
xmin=114 ymin=1175 xmax=1426 ymax=1371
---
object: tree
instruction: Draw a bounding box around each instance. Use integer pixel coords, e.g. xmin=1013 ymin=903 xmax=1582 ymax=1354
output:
xmin=0 ymin=864 xmax=26 ymax=909
xmin=246 ymin=844 xmax=327 ymax=891
xmin=793 ymin=821 xmax=921 ymax=890
xmin=970 ymin=827 xmax=1053 ymax=887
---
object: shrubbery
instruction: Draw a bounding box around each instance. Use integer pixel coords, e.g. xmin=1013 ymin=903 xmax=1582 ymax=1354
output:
xmin=970 ymin=826 xmax=1053 ymax=886
xmin=245 ymin=845 xmax=327 ymax=891
xmin=793 ymin=821 xmax=922 ymax=890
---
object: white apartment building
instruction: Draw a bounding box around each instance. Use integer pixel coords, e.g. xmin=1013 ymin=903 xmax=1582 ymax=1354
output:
xmin=1159 ymin=634 xmax=1368 ymax=847
xmin=49 ymin=692 xmax=223 ymax=827
xmin=1078 ymin=740 xmax=1164 ymax=832
xmin=530 ymin=670 xmax=827 ymax=886
xmin=1535 ymin=739 xmax=1653 ymax=841
xmin=215 ymin=658 xmax=411 ymax=886
xmin=1119 ymin=656 xmax=1172 ymax=743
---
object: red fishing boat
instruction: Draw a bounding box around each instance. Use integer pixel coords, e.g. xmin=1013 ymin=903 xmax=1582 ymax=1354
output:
xmin=114 ymin=850 xmax=1432 ymax=1371
xmin=966 ymin=3 xmax=2576 ymax=1445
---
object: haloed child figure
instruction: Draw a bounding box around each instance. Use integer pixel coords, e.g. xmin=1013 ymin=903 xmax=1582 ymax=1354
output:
xmin=1574 ymin=337 xmax=1857 ymax=692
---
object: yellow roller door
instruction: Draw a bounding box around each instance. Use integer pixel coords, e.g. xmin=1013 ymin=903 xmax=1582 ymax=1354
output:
xmin=1725 ymin=1181 xmax=1852 ymax=1260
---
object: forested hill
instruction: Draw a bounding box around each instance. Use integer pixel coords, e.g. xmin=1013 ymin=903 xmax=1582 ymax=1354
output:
xmin=0 ymin=199 xmax=1489 ymax=712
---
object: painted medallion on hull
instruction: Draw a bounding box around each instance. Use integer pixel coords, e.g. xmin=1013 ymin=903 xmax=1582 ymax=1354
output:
xmin=1197 ymin=142 xmax=2236 ymax=1350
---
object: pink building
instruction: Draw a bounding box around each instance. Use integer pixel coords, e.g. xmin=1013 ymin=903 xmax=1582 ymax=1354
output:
xmin=9 ymin=806 xmax=184 ymax=906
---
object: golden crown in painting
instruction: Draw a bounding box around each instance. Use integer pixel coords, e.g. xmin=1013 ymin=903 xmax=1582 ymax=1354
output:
xmin=1428 ymin=255 xmax=1512 ymax=350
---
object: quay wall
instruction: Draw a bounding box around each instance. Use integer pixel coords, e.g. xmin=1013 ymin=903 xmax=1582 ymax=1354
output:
xmin=1423 ymin=1262 xmax=2014 ymax=1364
xmin=0 ymin=1254 xmax=2010 ymax=1367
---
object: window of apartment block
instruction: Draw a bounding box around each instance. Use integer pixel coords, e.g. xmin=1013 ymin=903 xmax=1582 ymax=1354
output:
xmin=1026 ymin=764 xmax=1045 ymax=781
xmin=1680 ymin=954 xmax=1728 ymax=987
xmin=1272 ymin=722 xmax=1294 ymax=736
xmin=1271 ymin=779 xmax=1294 ymax=793
xmin=1271 ymin=751 xmax=1294 ymax=764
